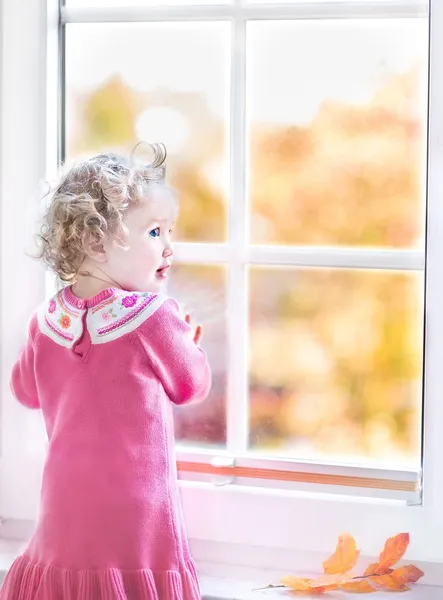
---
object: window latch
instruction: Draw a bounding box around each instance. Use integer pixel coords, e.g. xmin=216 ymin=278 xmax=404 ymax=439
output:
xmin=210 ymin=456 xmax=235 ymax=487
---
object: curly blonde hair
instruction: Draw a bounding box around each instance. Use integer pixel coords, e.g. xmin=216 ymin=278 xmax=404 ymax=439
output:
xmin=38 ymin=144 xmax=167 ymax=282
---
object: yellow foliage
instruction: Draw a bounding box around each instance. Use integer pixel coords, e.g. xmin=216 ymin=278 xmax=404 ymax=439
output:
xmin=273 ymin=533 xmax=424 ymax=595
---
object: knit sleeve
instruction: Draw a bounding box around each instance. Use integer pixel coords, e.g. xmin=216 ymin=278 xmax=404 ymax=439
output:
xmin=10 ymin=314 xmax=40 ymax=409
xmin=136 ymin=297 xmax=212 ymax=405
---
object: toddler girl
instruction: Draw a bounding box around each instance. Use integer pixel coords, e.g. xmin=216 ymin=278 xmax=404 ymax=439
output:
xmin=0 ymin=144 xmax=211 ymax=600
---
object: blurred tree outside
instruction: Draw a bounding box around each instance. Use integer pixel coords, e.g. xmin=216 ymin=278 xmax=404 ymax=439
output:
xmin=250 ymin=68 xmax=424 ymax=248
xmin=66 ymin=60 xmax=425 ymax=467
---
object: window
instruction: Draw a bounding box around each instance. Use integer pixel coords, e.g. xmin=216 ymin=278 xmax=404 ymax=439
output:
xmin=63 ymin=0 xmax=427 ymax=494
xmin=2 ymin=0 xmax=443 ymax=574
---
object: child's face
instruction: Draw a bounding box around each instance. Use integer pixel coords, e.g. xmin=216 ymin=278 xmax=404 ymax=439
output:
xmin=103 ymin=186 xmax=177 ymax=293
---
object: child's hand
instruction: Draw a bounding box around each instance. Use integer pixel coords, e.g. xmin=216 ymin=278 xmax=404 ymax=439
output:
xmin=185 ymin=314 xmax=203 ymax=345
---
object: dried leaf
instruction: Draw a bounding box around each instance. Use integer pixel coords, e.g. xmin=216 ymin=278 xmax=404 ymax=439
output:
xmin=275 ymin=533 xmax=423 ymax=596
xmin=322 ymin=533 xmax=360 ymax=575
xmin=371 ymin=575 xmax=410 ymax=593
xmin=341 ymin=580 xmax=376 ymax=594
xmin=390 ymin=565 xmax=424 ymax=586
xmin=280 ymin=576 xmax=313 ymax=591
xmin=281 ymin=574 xmax=348 ymax=594
xmin=370 ymin=565 xmax=424 ymax=592
xmin=364 ymin=562 xmax=393 ymax=577
xmin=310 ymin=574 xmax=352 ymax=589
xmin=305 ymin=585 xmax=340 ymax=595
xmin=364 ymin=563 xmax=380 ymax=577
xmin=377 ymin=533 xmax=410 ymax=571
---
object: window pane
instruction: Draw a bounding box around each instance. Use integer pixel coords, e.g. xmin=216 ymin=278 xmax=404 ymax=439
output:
xmin=169 ymin=264 xmax=228 ymax=448
xmin=248 ymin=19 xmax=428 ymax=248
xmin=65 ymin=23 xmax=230 ymax=242
xmin=249 ymin=267 xmax=424 ymax=468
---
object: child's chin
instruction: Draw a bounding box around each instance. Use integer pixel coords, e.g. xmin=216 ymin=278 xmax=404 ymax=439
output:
xmin=140 ymin=279 xmax=168 ymax=294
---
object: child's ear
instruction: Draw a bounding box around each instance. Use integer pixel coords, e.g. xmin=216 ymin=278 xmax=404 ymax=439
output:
xmin=83 ymin=234 xmax=107 ymax=263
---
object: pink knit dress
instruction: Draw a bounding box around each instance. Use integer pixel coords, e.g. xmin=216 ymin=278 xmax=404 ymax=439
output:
xmin=1 ymin=286 xmax=211 ymax=600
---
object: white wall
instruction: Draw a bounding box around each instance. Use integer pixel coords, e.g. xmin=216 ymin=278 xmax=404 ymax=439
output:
xmin=0 ymin=0 xmax=48 ymax=519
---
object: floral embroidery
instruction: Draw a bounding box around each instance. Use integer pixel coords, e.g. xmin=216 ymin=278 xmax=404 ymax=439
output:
xmin=59 ymin=314 xmax=71 ymax=329
xmin=40 ymin=290 xmax=85 ymax=347
xmin=93 ymin=292 xmax=159 ymax=339
xmin=121 ymin=294 xmax=138 ymax=308
xmin=91 ymin=297 xmax=115 ymax=314
xmin=41 ymin=288 xmax=164 ymax=346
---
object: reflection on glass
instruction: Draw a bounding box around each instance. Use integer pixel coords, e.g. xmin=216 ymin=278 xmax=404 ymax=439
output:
xmin=65 ymin=22 xmax=230 ymax=242
xmin=168 ymin=264 xmax=228 ymax=448
xmin=249 ymin=267 xmax=424 ymax=468
xmin=248 ymin=19 xmax=428 ymax=247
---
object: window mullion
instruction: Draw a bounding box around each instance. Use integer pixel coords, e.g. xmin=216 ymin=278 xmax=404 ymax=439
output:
xmin=248 ymin=246 xmax=425 ymax=270
xmin=61 ymin=2 xmax=429 ymax=25
xmin=226 ymin=13 xmax=249 ymax=456
xmin=173 ymin=243 xmax=424 ymax=271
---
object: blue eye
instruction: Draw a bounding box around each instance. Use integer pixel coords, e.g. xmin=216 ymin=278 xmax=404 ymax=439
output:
xmin=149 ymin=227 xmax=160 ymax=238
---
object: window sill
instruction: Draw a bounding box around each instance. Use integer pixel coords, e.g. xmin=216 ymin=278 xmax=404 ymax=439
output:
xmin=199 ymin=571 xmax=440 ymax=599
xmin=0 ymin=539 xmax=440 ymax=599
xmin=200 ymin=578 xmax=440 ymax=600
xmin=198 ymin=560 xmax=442 ymax=599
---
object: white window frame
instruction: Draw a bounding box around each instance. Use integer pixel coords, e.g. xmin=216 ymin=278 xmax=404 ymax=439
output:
xmin=1 ymin=0 xmax=443 ymax=580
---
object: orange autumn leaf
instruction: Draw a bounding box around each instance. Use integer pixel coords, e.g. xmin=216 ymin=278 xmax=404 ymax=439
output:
xmin=371 ymin=575 xmax=410 ymax=592
xmin=377 ymin=533 xmax=410 ymax=571
xmin=280 ymin=576 xmax=313 ymax=591
xmin=365 ymin=562 xmax=393 ymax=577
xmin=341 ymin=579 xmax=376 ymax=594
xmin=395 ymin=565 xmax=424 ymax=585
xmin=341 ymin=564 xmax=394 ymax=594
xmin=300 ymin=587 xmax=336 ymax=595
xmin=281 ymin=574 xmax=346 ymax=594
xmin=305 ymin=588 xmax=335 ymax=595
xmin=374 ymin=567 xmax=394 ymax=576
xmin=370 ymin=565 xmax=424 ymax=592
xmin=274 ymin=533 xmax=423 ymax=596
xmin=386 ymin=565 xmax=424 ymax=587
xmin=376 ymin=583 xmax=410 ymax=592
xmin=322 ymin=533 xmax=360 ymax=575
xmin=364 ymin=563 xmax=380 ymax=576
xmin=311 ymin=573 xmax=352 ymax=588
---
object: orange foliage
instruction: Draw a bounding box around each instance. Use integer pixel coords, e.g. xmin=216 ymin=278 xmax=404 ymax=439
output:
xmin=322 ymin=533 xmax=360 ymax=575
xmin=273 ymin=533 xmax=424 ymax=595
xmin=377 ymin=533 xmax=410 ymax=572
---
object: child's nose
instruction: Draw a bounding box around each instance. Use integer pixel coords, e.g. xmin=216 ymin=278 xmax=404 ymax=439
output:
xmin=163 ymin=244 xmax=173 ymax=258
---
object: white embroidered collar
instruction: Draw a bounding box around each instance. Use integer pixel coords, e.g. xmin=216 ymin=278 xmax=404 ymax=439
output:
xmin=38 ymin=286 xmax=166 ymax=348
